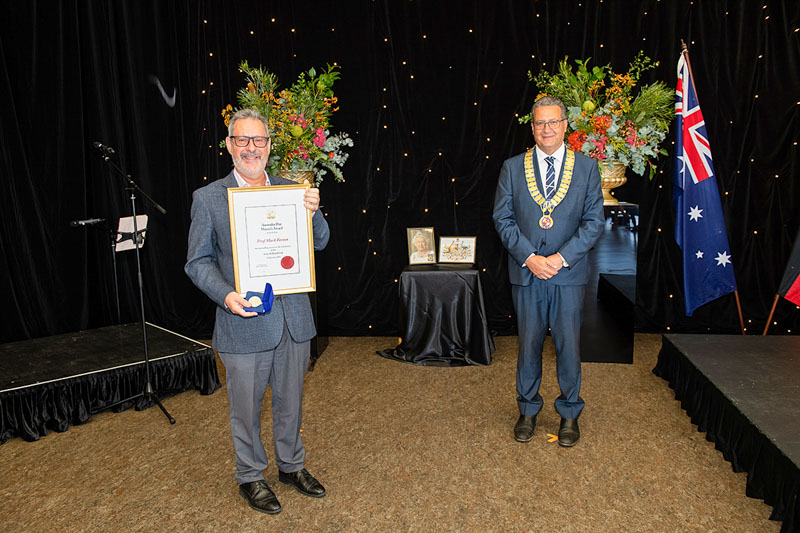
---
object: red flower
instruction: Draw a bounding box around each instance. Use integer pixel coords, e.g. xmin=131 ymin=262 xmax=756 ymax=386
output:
xmin=568 ymin=131 xmax=586 ymax=151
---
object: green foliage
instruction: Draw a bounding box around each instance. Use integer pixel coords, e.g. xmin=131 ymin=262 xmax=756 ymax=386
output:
xmin=519 ymin=51 xmax=674 ymax=178
xmin=221 ymin=62 xmax=352 ymax=184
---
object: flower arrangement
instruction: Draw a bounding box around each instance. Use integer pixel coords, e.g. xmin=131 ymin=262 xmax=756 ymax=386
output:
xmin=221 ymin=61 xmax=353 ymax=184
xmin=520 ymin=51 xmax=673 ymax=179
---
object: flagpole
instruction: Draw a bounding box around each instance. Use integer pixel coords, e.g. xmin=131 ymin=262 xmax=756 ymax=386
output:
xmin=762 ymin=294 xmax=780 ymax=335
xmin=733 ymin=290 xmax=745 ymax=335
xmin=680 ymin=40 xmax=696 ymax=87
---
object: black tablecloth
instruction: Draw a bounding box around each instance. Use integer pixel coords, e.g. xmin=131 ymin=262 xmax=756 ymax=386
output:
xmin=378 ymin=265 xmax=494 ymax=366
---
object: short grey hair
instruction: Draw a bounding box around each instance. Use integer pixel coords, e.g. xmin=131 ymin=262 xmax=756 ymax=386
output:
xmin=531 ymin=96 xmax=567 ymax=120
xmin=228 ymin=108 xmax=270 ymax=138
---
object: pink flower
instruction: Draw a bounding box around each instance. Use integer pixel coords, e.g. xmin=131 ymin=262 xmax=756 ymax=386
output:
xmin=312 ymin=128 xmax=327 ymax=148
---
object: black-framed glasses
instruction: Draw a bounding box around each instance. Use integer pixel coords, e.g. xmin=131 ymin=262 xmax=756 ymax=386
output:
xmin=229 ymin=135 xmax=269 ymax=148
xmin=533 ymin=119 xmax=566 ymax=130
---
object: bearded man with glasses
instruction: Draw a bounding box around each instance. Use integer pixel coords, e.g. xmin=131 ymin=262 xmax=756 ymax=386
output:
xmin=185 ymin=108 xmax=330 ymax=514
xmin=493 ymin=96 xmax=604 ymax=448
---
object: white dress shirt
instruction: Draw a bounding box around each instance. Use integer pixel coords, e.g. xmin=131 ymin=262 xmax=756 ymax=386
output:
xmin=535 ymin=144 xmax=566 ymax=198
xmin=233 ymin=169 xmax=270 ymax=187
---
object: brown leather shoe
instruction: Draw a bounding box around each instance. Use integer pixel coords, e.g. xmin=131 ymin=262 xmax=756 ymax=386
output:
xmin=239 ymin=480 xmax=282 ymax=514
xmin=514 ymin=414 xmax=536 ymax=442
xmin=279 ymin=468 xmax=326 ymax=498
xmin=558 ymin=418 xmax=580 ymax=447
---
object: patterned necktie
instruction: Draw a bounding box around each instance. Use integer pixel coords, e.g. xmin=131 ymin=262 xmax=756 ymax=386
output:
xmin=544 ymin=156 xmax=556 ymax=199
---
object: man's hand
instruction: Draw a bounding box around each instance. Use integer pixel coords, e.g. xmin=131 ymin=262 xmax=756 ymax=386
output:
xmin=524 ymin=254 xmax=562 ymax=280
xmin=303 ymin=180 xmax=320 ymax=212
xmin=224 ymin=291 xmax=258 ymax=318
xmin=545 ymin=253 xmax=565 ymax=271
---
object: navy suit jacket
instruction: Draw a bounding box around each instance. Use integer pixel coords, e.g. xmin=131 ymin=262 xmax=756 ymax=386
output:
xmin=185 ymin=172 xmax=330 ymax=353
xmin=493 ymin=147 xmax=604 ymax=286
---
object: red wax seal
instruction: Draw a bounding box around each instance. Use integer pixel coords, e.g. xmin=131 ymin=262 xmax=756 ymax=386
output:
xmin=281 ymin=256 xmax=295 ymax=269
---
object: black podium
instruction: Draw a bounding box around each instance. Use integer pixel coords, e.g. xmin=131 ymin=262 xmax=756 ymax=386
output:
xmin=378 ymin=264 xmax=494 ymax=366
xmin=579 ymin=206 xmax=637 ymax=363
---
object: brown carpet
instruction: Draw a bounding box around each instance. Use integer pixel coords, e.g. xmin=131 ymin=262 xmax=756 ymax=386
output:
xmin=0 ymin=335 xmax=779 ymax=532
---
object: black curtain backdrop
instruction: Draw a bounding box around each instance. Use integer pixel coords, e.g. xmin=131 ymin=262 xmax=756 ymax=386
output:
xmin=1 ymin=0 xmax=799 ymax=344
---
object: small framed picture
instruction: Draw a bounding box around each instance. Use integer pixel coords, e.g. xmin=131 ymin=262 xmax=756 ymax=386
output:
xmin=407 ymin=227 xmax=436 ymax=264
xmin=438 ymin=236 xmax=476 ymax=264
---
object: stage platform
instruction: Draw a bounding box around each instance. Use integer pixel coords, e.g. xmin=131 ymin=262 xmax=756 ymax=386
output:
xmin=654 ymin=334 xmax=800 ymax=532
xmin=0 ymin=322 xmax=220 ymax=444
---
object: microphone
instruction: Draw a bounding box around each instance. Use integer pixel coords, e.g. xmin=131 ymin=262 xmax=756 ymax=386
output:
xmin=70 ymin=218 xmax=106 ymax=227
xmin=92 ymin=141 xmax=115 ymax=155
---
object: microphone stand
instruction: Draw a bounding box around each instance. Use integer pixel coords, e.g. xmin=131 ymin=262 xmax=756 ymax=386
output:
xmin=110 ymin=225 xmax=121 ymax=323
xmin=96 ymin=148 xmax=174 ymax=424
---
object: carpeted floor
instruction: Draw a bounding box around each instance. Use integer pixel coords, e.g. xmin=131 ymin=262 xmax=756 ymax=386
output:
xmin=0 ymin=335 xmax=779 ymax=532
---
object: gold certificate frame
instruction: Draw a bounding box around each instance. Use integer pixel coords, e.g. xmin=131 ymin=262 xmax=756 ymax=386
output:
xmin=228 ymin=184 xmax=316 ymax=295
xmin=438 ymin=236 xmax=477 ymax=264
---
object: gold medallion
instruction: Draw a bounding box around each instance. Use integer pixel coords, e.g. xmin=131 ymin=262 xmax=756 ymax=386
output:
xmin=539 ymin=215 xmax=553 ymax=229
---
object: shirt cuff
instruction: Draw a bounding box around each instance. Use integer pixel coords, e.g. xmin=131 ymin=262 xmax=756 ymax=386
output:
xmin=522 ymin=252 xmax=536 ymax=267
xmin=557 ymin=252 xmax=569 ymax=268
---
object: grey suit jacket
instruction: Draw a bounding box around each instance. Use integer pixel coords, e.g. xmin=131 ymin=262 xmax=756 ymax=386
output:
xmin=493 ymin=147 xmax=604 ymax=286
xmin=185 ymin=172 xmax=330 ymax=353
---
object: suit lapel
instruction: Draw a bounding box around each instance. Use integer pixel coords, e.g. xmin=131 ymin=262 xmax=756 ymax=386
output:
xmin=221 ymin=172 xmax=238 ymax=189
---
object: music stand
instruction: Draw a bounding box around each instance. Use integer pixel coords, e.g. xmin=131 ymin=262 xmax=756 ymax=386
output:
xmin=116 ymin=215 xmax=148 ymax=252
xmin=94 ymin=144 xmax=174 ymax=424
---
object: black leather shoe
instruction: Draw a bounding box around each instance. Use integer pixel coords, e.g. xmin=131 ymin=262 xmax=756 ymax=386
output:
xmin=558 ymin=418 xmax=580 ymax=447
xmin=278 ymin=468 xmax=326 ymax=498
xmin=239 ymin=480 xmax=282 ymax=514
xmin=514 ymin=414 xmax=536 ymax=442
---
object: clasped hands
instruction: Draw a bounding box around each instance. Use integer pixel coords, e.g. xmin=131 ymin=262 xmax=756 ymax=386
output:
xmin=525 ymin=253 xmax=563 ymax=280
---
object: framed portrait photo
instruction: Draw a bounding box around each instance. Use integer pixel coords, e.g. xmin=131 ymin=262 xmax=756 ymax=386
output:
xmin=228 ymin=183 xmax=316 ymax=296
xmin=438 ymin=236 xmax=476 ymax=264
xmin=407 ymin=227 xmax=436 ymax=264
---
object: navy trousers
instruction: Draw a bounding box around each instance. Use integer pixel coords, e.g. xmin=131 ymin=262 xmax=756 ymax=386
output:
xmin=512 ymin=282 xmax=586 ymax=420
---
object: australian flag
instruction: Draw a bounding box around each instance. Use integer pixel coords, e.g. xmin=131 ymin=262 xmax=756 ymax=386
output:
xmin=673 ymin=52 xmax=737 ymax=316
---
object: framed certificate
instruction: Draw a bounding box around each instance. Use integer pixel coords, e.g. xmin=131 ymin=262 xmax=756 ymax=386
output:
xmin=438 ymin=236 xmax=476 ymax=264
xmin=228 ymin=184 xmax=316 ymax=295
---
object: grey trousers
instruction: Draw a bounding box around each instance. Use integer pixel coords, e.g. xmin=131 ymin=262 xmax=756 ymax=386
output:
xmin=218 ymin=324 xmax=311 ymax=484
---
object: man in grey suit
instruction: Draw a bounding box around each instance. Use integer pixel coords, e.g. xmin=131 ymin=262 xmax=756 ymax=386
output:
xmin=185 ymin=109 xmax=330 ymax=514
xmin=493 ymin=96 xmax=604 ymax=447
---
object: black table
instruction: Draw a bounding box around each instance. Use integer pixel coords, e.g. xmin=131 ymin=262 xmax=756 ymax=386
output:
xmin=604 ymin=202 xmax=638 ymax=231
xmin=378 ymin=264 xmax=494 ymax=366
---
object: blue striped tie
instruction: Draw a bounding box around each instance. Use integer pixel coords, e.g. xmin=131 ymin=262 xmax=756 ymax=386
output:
xmin=544 ymin=156 xmax=556 ymax=198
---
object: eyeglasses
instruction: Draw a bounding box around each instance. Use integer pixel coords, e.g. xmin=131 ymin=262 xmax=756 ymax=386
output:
xmin=229 ymin=135 xmax=269 ymax=148
xmin=533 ymin=119 xmax=566 ymax=130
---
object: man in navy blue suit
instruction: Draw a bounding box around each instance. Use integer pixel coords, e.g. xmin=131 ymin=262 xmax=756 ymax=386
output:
xmin=493 ymin=96 xmax=604 ymax=447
